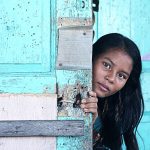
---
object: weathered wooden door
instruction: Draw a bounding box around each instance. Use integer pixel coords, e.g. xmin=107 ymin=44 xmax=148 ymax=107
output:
xmin=94 ymin=0 xmax=150 ymax=149
xmin=0 ymin=0 xmax=93 ymax=150
xmin=0 ymin=0 xmax=57 ymax=149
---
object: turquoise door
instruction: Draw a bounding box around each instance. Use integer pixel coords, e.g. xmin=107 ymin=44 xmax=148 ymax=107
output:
xmin=131 ymin=1 xmax=150 ymax=149
xmin=0 ymin=0 xmax=93 ymax=149
xmin=94 ymin=0 xmax=150 ymax=149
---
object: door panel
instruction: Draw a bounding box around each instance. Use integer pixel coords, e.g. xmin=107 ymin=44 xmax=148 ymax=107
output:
xmin=94 ymin=0 xmax=150 ymax=149
xmin=0 ymin=0 xmax=56 ymax=93
xmin=0 ymin=0 xmax=55 ymax=73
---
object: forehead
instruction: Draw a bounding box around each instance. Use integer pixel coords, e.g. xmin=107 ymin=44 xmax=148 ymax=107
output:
xmin=95 ymin=48 xmax=133 ymax=71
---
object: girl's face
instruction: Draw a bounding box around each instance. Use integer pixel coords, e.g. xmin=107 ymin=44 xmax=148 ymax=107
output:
xmin=92 ymin=49 xmax=133 ymax=98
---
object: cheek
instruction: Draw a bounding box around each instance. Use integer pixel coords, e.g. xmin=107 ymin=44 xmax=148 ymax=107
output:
xmin=92 ymin=67 xmax=98 ymax=81
xmin=93 ymin=66 xmax=105 ymax=80
xmin=113 ymin=81 xmax=127 ymax=93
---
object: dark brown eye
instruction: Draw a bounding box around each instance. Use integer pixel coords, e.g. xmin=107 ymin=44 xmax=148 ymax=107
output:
xmin=103 ymin=62 xmax=111 ymax=70
xmin=118 ymin=73 xmax=126 ymax=80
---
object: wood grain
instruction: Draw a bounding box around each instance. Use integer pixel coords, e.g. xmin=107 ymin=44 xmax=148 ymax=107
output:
xmin=0 ymin=94 xmax=57 ymax=150
xmin=0 ymin=120 xmax=84 ymax=137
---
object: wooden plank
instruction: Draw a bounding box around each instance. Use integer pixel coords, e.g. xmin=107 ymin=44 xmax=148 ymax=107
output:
xmin=0 ymin=120 xmax=84 ymax=137
xmin=0 ymin=94 xmax=57 ymax=150
xmin=0 ymin=75 xmax=56 ymax=94
xmin=0 ymin=94 xmax=57 ymax=120
xmin=0 ymin=138 xmax=56 ymax=150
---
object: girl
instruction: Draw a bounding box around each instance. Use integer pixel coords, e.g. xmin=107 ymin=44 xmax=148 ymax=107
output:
xmin=81 ymin=33 xmax=144 ymax=150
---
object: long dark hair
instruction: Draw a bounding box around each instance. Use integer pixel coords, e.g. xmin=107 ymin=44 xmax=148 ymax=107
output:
xmin=93 ymin=33 xmax=144 ymax=150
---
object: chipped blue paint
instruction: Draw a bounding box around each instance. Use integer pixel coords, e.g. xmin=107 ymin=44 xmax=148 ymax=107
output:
xmin=57 ymin=116 xmax=92 ymax=150
xmin=57 ymin=0 xmax=92 ymax=18
xmin=56 ymin=70 xmax=93 ymax=150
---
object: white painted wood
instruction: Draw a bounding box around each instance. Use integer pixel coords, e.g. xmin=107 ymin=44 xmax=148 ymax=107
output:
xmin=0 ymin=94 xmax=57 ymax=150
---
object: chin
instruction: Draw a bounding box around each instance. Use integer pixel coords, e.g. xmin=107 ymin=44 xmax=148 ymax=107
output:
xmin=96 ymin=91 xmax=113 ymax=98
xmin=96 ymin=92 xmax=109 ymax=98
xmin=97 ymin=94 xmax=108 ymax=98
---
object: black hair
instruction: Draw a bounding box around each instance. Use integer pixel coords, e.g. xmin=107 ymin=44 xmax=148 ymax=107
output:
xmin=93 ymin=33 xmax=144 ymax=150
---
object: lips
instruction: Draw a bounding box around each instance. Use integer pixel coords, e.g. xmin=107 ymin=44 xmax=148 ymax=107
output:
xmin=97 ymin=82 xmax=110 ymax=92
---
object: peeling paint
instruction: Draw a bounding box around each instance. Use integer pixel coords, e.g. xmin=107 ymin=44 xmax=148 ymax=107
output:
xmin=58 ymin=17 xmax=92 ymax=28
xmin=56 ymin=69 xmax=93 ymax=149
xmin=57 ymin=81 xmax=90 ymax=116
xmin=57 ymin=0 xmax=92 ymax=28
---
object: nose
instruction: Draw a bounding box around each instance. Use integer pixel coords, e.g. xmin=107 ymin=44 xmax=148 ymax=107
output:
xmin=105 ymin=71 xmax=116 ymax=83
